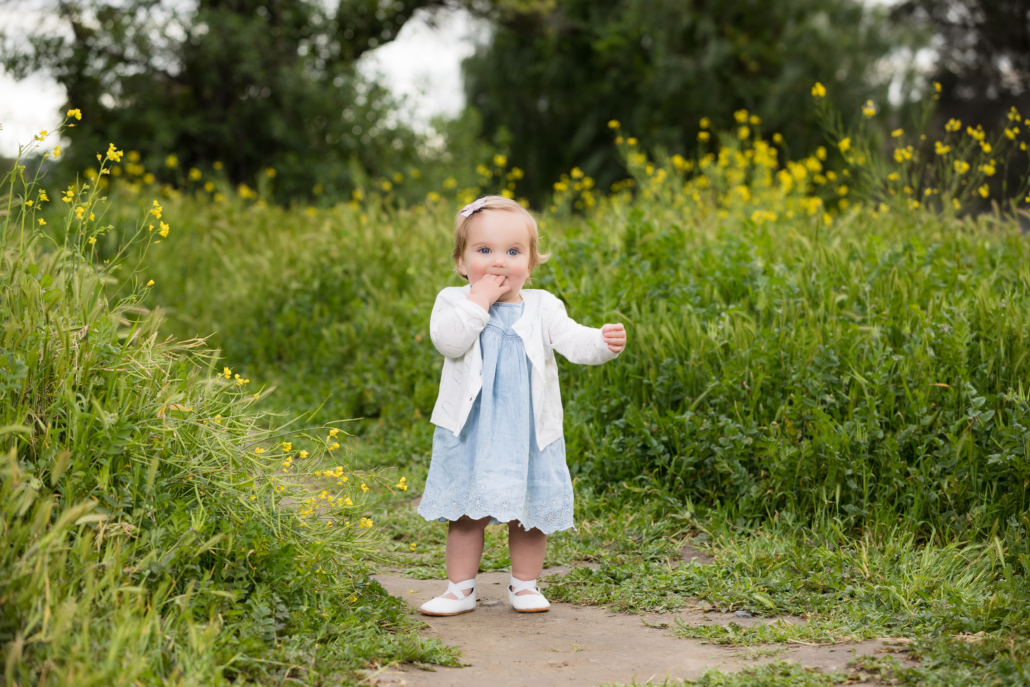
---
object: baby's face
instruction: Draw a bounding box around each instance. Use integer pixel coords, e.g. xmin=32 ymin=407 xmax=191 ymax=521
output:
xmin=458 ymin=210 xmax=532 ymax=302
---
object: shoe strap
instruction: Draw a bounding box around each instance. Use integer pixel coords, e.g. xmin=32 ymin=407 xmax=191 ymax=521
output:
xmin=509 ymin=576 xmax=540 ymax=595
xmin=445 ymin=578 xmax=475 ymax=598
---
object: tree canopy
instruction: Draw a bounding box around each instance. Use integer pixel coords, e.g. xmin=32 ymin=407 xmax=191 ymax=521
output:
xmin=2 ymin=0 xmax=444 ymax=197
xmin=462 ymin=0 xmax=907 ymax=203
xmin=892 ymin=0 xmax=1030 ymax=130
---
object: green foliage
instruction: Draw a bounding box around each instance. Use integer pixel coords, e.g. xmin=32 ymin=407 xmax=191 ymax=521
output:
xmin=117 ymin=127 xmax=1030 ymax=541
xmin=0 ymin=0 xmax=444 ymax=200
xmin=0 ymin=128 xmax=457 ymax=684
xmin=892 ymin=0 xmax=1030 ymax=132
xmin=855 ymin=636 xmax=1030 ymax=686
xmin=545 ymin=514 xmax=1030 ymax=642
xmin=463 ymin=0 xmax=911 ymax=202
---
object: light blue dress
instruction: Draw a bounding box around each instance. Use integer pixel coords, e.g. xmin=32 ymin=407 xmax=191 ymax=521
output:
xmin=417 ymin=301 xmax=575 ymax=534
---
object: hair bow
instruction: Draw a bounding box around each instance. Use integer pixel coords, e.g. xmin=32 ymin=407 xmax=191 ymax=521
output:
xmin=459 ymin=197 xmax=487 ymax=218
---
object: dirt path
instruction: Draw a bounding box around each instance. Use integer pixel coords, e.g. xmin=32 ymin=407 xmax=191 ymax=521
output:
xmin=369 ymin=568 xmax=912 ymax=686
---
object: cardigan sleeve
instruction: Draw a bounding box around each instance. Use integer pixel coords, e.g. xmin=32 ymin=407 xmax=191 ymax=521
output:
xmin=429 ymin=289 xmax=490 ymax=358
xmin=547 ymin=297 xmax=620 ymax=365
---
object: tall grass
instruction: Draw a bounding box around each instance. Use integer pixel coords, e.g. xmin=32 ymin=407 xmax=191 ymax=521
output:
xmin=1 ymin=125 xmax=456 ymax=684
xmin=105 ymin=110 xmax=1030 ymax=546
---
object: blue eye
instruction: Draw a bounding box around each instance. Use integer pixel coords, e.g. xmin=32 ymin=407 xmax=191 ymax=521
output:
xmin=507 ymin=249 xmax=519 ymax=256
xmin=478 ymin=247 xmax=491 ymax=254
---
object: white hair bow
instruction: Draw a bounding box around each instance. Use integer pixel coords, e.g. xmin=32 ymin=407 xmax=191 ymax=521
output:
xmin=459 ymin=197 xmax=486 ymax=218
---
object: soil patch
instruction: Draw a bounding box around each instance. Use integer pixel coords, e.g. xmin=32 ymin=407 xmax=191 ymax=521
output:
xmin=369 ymin=569 xmax=914 ymax=686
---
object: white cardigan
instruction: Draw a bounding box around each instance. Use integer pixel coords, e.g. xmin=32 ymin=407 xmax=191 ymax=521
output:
xmin=429 ymin=285 xmax=619 ymax=450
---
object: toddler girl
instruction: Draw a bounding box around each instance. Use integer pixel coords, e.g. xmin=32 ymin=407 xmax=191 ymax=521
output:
xmin=417 ymin=195 xmax=626 ymax=615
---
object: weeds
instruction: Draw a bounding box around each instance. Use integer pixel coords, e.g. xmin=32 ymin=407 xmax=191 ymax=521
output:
xmin=0 ymin=126 xmax=457 ymax=684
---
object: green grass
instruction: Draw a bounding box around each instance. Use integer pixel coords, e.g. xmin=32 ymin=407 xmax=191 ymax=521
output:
xmin=1 ymin=132 xmax=459 ymax=685
xmin=117 ymin=168 xmax=1030 ymax=543
xmin=8 ymin=106 xmax=1030 ymax=684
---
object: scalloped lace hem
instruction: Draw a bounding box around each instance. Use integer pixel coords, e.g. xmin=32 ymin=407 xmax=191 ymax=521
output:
xmin=417 ymin=489 xmax=574 ymax=535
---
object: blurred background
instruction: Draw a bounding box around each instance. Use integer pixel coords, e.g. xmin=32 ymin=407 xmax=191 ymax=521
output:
xmin=1 ymin=0 xmax=1028 ymax=206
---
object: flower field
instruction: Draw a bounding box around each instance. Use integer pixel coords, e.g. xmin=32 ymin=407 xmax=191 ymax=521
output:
xmin=4 ymin=94 xmax=1030 ymax=684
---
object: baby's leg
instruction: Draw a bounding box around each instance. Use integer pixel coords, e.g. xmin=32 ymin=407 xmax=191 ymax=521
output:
xmin=508 ymin=521 xmax=546 ymax=595
xmin=443 ymin=515 xmax=492 ymax=598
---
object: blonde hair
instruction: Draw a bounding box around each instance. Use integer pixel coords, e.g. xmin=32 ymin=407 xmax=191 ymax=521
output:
xmin=452 ymin=195 xmax=549 ymax=279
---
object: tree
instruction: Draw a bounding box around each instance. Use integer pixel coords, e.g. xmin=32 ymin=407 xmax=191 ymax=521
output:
xmin=892 ymin=0 xmax=1030 ymax=131
xmin=2 ymin=0 xmax=444 ymax=198
xmin=462 ymin=0 xmax=907 ymax=203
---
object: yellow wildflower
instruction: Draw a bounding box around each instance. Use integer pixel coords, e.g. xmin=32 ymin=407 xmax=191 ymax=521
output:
xmin=737 ymin=126 xmax=750 ymax=140
xmin=159 ymin=222 xmax=169 ymax=238
xmin=53 ymin=145 xmax=61 ymax=159
xmin=934 ymin=141 xmax=950 ymax=155
xmin=254 ymin=447 xmax=265 ymax=454
xmin=952 ymin=198 xmax=961 ymax=210
xmin=150 ymin=200 xmax=163 ymax=219
xmin=627 ymin=138 xmax=638 ymax=146
xmin=608 ymin=119 xmax=620 ymax=129
xmin=954 ymin=160 xmax=970 ymax=174
xmin=38 ymin=219 xmax=46 ymax=226
xmin=982 ymin=163 xmax=995 ymax=176
xmin=733 ymin=109 xmax=749 ymax=123
xmin=106 ymin=143 xmax=124 ymax=162
xmin=811 ymin=82 xmax=826 ymax=98
xmin=861 ymin=100 xmax=876 ymax=118
xmin=361 ymin=483 xmax=369 ymax=493
xmin=980 ymin=141 xmax=991 ymax=153
xmin=165 ymin=154 xmax=178 ymax=168
xmin=978 ymin=184 xmax=989 ymax=198
xmin=147 ymin=279 xmax=154 ymax=286
xmin=838 ymin=137 xmax=851 ymax=153
xmin=189 ymin=167 xmax=202 ymax=180
xmin=67 ymin=108 xmax=82 ymax=120
xmin=891 ymin=129 xmax=903 ymax=138
xmin=697 ymin=131 xmax=710 ymax=142
xmin=945 ymin=118 xmax=961 ymax=132
xmin=699 ymin=117 xmax=710 ymax=129
xmin=772 ymin=133 xmax=783 ymax=144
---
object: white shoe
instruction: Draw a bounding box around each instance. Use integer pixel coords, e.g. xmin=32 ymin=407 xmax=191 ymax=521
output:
xmin=508 ymin=576 xmax=550 ymax=613
xmin=420 ymin=579 xmax=476 ymax=616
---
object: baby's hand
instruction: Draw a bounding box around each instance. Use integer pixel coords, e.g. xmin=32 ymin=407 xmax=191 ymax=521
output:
xmin=602 ymin=323 xmax=627 ymax=353
xmin=467 ymin=273 xmax=510 ymax=312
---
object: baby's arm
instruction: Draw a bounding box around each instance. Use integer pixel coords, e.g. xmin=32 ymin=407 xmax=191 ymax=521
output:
xmin=429 ymin=289 xmax=489 ymax=358
xmin=548 ymin=299 xmax=626 ymax=365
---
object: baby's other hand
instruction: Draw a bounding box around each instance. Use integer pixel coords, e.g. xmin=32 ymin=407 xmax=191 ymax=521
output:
xmin=602 ymin=323 xmax=627 ymax=353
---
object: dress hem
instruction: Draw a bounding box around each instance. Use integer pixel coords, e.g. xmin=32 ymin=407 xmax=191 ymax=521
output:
xmin=416 ymin=506 xmax=575 ymax=536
